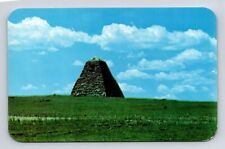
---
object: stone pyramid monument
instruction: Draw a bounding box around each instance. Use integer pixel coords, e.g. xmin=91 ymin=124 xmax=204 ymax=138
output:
xmin=71 ymin=57 xmax=124 ymax=97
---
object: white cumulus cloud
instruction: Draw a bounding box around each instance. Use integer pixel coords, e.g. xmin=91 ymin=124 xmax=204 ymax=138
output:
xmin=105 ymin=60 xmax=114 ymax=67
xmin=9 ymin=17 xmax=216 ymax=53
xmin=171 ymin=84 xmax=196 ymax=93
xmin=136 ymin=49 xmax=203 ymax=71
xmin=21 ymin=84 xmax=38 ymax=90
xmin=73 ymin=60 xmax=84 ymax=67
xmin=8 ymin=17 xmax=92 ymax=51
xmin=119 ymin=83 xmax=144 ymax=93
xmin=117 ymin=69 xmax=151 ymax=80
xmin=91 ymin=24 xmax=216 ymax=51
xmin=157 ymin=83 xmax=196 ymax=99
xmin=157 ymin=84 xmax=169 ymax=93
xmin=53 ymin=83 xmax=74 ymax=94
xmin=37 ymin=51 xmax=47 ymax=55
xmin=154 ymin=70 xmax=202 ymax=80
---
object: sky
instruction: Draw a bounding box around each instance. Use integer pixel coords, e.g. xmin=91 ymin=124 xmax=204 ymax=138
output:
xmin=8 ymin=8 xmax=217 ymax=101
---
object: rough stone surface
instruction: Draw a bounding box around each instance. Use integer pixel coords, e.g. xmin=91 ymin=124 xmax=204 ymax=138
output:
xmin=71 ymin=57 xmax=124 ymax=98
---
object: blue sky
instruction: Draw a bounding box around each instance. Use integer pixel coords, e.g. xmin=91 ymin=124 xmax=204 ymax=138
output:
xmin=8 ymin=8 xmax=217 ymax=101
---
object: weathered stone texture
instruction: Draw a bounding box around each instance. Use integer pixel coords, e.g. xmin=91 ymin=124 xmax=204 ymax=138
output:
xmin=71 ymin=58 xmax=124 ymax=98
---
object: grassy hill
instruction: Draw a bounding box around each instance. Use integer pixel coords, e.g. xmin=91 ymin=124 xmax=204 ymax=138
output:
xmin=8 ymin=95 xmax=217 ymax=142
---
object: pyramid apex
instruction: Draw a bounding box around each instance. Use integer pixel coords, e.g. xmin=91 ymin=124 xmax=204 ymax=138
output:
xmin=90 ymin=57 xmax=103 ymax=62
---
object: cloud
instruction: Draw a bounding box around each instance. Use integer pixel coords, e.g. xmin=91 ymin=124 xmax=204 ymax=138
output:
xmin=37 ymin=51 xmax=47 ymax=55
xmin=155 ymin=68 xmax=216 ymax=99
xmin=157 ymin=83 xmax=196 ymax=99
xmin=47 ymin=47 xmax=59 ymax=52
xmin=117 ymin=69 xmax=151 ymax=80
xmin=72 ymin=60 xmax=84 ymax=67
xmin=105 ymin=60 xmax=114 ymax=67
xmin=154 ymin=70 xmax=203 ymax=80
xmin=92 ymin=24 xmax=216 ymax=51
xmin=171 ymin=84 xmax=196 ymax=93
xmin=136 ymin=49 xmax=203 ymax=71
xmin=127 ymin=51 xmax=145 ymax=58
xmin=119 ymin=83 xmax=145 ymax=93
xmin=8 ymin=17 xmax=91 ymax=51
xmin=157 ymin=84 xmax=169 ymax=93
xmin=53 ymin=83 xmax=73 ymax=94
xmin=175 ymin=48 xmax=203 ymax=61
xmin=156 ymin=94 xmax=177 ymax=99
xmin=9 ymin=17 xmax=216 ymax=53
xmin=62 ymin=83 xmax=74 ymax=93
xmin=154 ymin=70 xmax=216 ymax=88
xmin=21 ymin=84 xmax=38 ymax=90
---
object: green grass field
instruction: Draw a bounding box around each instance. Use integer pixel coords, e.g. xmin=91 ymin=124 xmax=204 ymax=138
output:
xmin=8 ymin=95 xmax=217 ymax=142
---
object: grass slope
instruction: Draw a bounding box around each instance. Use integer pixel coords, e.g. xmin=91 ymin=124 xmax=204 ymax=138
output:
xmin=8 ymin=95 xmax=217 ymax=142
